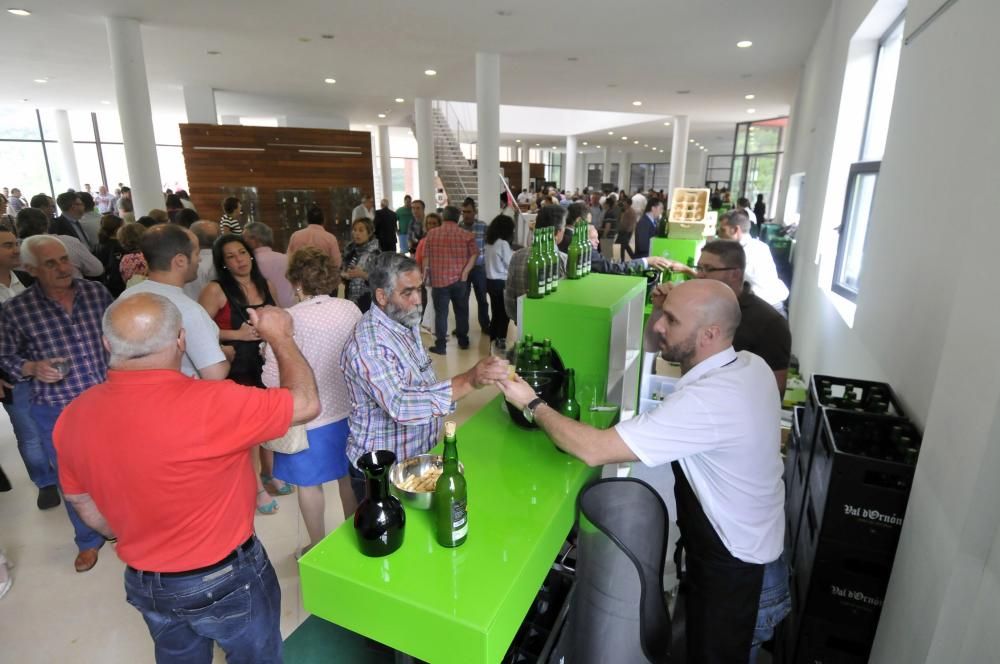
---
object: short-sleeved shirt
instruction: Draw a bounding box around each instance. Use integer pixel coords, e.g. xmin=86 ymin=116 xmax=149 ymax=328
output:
xmin=119 ymin=279 xmax=225 ymax=377
xmin=252 ymin=247 xmax=296 ymax=308
xmin=396 ymin=206 xmax=414 ymax=234
xmin=220 ymin=214 xmax=243 ymax=235
xmin=615 ymin=347 xmax=784 ymax=564
xmin=423 ymin=222 xmax=477 ymax=288
xmin=733 ymin=284 xmax=791 ymax=372
xmin=54 ymin=370 xmax=293 ymax=572
xmin=742 ymin=237 xmax=789 ymax=306
xmin=463 ymin=219 xmax=487 ymax=266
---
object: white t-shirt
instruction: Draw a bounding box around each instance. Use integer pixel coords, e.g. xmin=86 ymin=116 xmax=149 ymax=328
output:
xmin=616 ymin=347 xmax=784 ymax=564
xmin=119 ymin=279 xmax=226 ymax=378
xmin=351 ymin=204 xmax=374 ymax=222
xmin=517 ymin=191 xmax=531 ymax=204
xmin=485 ymin=239 xmax=513 ymax=280
xmin=182 ymin=249 xmax=217 ymax=302
xmin=742 ymin=237 xmax=789 ymax=306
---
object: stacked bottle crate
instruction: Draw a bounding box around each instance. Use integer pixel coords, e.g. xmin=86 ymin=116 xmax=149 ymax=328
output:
xmin=779 ymin=375 xmax=920 ymax=663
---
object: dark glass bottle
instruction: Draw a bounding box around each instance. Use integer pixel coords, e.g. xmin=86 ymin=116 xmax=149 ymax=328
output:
xmin=353 ymin=450 xmax=406 ymax=557
xmin=559 ymin=368 xmax=581 ymax=421
xmin=566 ymin=227 xmax=580 ymax=279
xmin=548 ymin=228 xmax=559 ymax=293
xmin=434 ymin=421 xmax=468 ymax=547
xmin=540 ymin=339 xmax=554 ymax=371
xmin=527 ymin=237 xmax=543 ymax=299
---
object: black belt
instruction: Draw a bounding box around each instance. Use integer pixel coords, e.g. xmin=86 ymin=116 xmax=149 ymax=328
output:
xmin=127 ymin=535 xmax=256 ymax=578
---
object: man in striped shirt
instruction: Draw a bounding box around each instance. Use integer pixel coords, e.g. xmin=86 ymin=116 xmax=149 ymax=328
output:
xmin=340 ymin=252 xmax=508 ymax=504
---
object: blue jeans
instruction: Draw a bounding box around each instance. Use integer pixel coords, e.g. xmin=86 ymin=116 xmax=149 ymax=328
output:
xmin=749 ymin=554 xmax=792 ymax=663
xmin=398 ymin=232 xmax=409 ymax=254
xmin=3 ymin=381 xmax=54 ymax=488
xmin=432 ymin=280 xmax=470 ymax=348
xmin=124 ymin=536 xmax=282 ymax=664
xmin=467 ymin=264 xmax=490 ymax=332
xmin=30 ymin=403 xmax=106 ymax=552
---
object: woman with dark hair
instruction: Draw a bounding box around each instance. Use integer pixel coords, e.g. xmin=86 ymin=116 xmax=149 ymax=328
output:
xmin=198 ymin=234 xmax=289 ymax=512
xmin=340 ymin=217 xmax=380 ymax=312
xmin=485 ymin=214 xmax=515 ymax=342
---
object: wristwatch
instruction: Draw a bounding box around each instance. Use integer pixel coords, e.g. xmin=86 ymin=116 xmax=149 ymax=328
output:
xmin=522 ymin=397 xmax=545 ymax=423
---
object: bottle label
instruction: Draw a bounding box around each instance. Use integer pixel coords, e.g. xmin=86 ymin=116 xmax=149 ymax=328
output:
xmin=451 ymin=500 xmax=468 ymax=541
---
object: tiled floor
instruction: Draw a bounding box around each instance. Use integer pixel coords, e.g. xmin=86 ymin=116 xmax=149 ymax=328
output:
xmin=0 ymin=304 xmax=496 ymax=663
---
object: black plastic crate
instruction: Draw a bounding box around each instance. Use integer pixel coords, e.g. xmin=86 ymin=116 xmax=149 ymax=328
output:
xmin=785 ymin=407 xmax=808 ymax=563
xmin=808 ymin=410 xmax=921 ymax=554
xmin=793 ymin=534 xmax=892 ymax=632
xmin=792 ymin=614 xmax=874 ymax=663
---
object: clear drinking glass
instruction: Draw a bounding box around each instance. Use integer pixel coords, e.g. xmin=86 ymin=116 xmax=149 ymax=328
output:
xmin=49 ymin=357 xmax=70 ymax=379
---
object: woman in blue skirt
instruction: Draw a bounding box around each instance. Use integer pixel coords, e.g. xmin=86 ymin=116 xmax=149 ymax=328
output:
xmin=262 ymin=248 xmax=363 ymax=554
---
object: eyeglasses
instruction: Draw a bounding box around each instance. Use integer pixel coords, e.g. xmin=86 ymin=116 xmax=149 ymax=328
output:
xmin=695 ymin=264 xmax=739 ymax=274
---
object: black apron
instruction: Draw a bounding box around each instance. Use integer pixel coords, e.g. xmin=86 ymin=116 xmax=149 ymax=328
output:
xmin=672 ymin=460 xmax=764 ymax=663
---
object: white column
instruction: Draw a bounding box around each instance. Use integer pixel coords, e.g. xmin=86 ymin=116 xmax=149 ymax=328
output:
xmin=564 ymin=135 xmax=578 ymax=193
xmin=602 ymin=147 xmax=611 ymax=189
xmin=669 ymin=115 xmax=690 ymax=194
xmin=476 ymin=52 xmax=501 ymax=219
xmin=183 ymin=85 xmax=217 ymax=124
xmin=378 ymin=125 xmax=393 ymax=207
xmin=521 ymin=145 xmax=530 ymax=192
xmin=53 ymin=110 xmax=80 ymax=192
xmin=620 ymin=152 xmax=631 ymax=192
xmin=105 ymin=17 xmax=163 ymax=216
xmin=414 ymin=97 xmax=434 ymax=204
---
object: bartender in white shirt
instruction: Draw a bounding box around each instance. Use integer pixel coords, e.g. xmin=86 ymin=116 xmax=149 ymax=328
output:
xmin=498 ymin=279 xmax=786 ymax=663
xmin=718 ymin=211 xmax=789 ymax=315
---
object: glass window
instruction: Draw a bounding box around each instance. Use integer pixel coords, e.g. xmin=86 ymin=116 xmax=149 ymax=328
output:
xmin=74 ymin=143 xmax=103 ymax=190
xmin=832 ymin=163 xmax=879 ymax=300
xmin=157 ymin=145 xmax=188 ymax=191
xmin=747 ymin=124 xmax=780 ymax=153
xmin=101 ymin=143 xmax=130 ymax=192
xmin=861 ymin=18 xmax=904 ymax=161
xmin=630 ymin=163 xmax=650 ymax=191
xmin=745 ymin=154 xmax=778 ymax=209
xmin=96 ymin=112 xmax=124 ymax=143
xmin=0 ymin=141 xmax=50 ymax=196
xmin=70 ymin=111 xmax=95 ymax=142
xmin=734 ymin=124 xmax=748 ymax=155
xmin=651 ymin=163 xmax=670 ymax=190
xmin=153 ymin=116 xmax=183 ymax=145
xmin=0 ymin=108 xmax=41 ymax=140
xmin=587 ymin=164 xmax=603 ymax=188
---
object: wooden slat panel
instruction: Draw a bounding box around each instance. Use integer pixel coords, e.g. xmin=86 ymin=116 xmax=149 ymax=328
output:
xmin=181 ymin=124 xmax=375 ymax=251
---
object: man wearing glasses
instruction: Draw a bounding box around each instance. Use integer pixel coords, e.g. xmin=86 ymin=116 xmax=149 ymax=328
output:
xmin=667 ymin=239 xmax=790 ymax=394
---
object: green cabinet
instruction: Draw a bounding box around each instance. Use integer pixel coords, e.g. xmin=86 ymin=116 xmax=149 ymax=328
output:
xmin=519 ymin=274 xmax=646 ymax=421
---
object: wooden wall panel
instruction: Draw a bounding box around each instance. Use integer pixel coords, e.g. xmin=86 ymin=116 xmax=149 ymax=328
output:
xmin=180 ymin=124 xmax=375 ymax=250
xmin=498 ymin=161 xmax=544 ymax=194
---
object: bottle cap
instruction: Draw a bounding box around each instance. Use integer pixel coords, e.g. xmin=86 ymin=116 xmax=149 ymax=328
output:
xmin=445 ymin=421 xmax=456 ymax=437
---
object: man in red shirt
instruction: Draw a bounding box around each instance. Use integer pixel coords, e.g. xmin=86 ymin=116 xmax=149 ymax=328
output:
xmin=54 ymin=293 xmax=320 ymax=663
xmin=422 ymin=205 xmax=477 ymax=355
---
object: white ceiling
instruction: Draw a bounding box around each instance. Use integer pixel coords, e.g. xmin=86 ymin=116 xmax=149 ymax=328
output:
xmin=0 ymin=0 xmax=831 ymax=156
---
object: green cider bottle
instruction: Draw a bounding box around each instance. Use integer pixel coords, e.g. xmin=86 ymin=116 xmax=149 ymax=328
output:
xmin=558 ymin=368 xmax=581 ymax=421
xmin=434 ymin=421 xmax=468 ymax=548
xmin=581 ymin=222 xmax=592 ymax=275
xmin=540 ymin=228 xmax=552 ymax=295
xmin=540 ymin=339 xmax=554 ymax=371
xmin=566 ymin=226 xmax=580 ymax=280
xmin=548 ymin=228 xmax=559 ymax=293
xmin=527 ymin=236 xmax=543 ymax=299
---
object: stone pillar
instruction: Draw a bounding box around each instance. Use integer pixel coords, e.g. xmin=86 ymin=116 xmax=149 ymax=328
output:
xmin=378 ymin=125 xmax=393 ymax=206
xmin=414 ymin=97 xmax=435 ymax=204
xmin=602 ymin=146 xmax=611 ymax=190
xmin=105 ymin=16 xmax=163 ymax=215
xmin=53 ymin=110 xmax=80 ymax=192
xmin=669 ymin=115 xmax=690 ymax=194
xmin=476 ymin=52 xmax=501 ymax=219
xmin=564 ymin=135 xmax=578 ymax=193
xmin=521 ymin=145 xmax=530 ymax=192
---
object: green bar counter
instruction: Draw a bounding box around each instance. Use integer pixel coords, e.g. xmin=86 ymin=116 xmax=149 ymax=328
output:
xmin=650 ymin=237 xmax=704 ymax=267
xmin=298 ymin=397 xmax=616 ymax=663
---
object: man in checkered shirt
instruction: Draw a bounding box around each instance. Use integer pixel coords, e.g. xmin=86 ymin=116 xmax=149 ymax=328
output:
xmin=422 ymin=205 xmax=478 ymax=355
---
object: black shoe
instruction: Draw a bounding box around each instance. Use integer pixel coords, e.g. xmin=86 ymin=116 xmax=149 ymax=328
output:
xmin=458 ymin=338 xmax=470 ymax=350
xmin=37 ymin=485 xmax=61 ymax=510
xmin=0 ymin=465 xmax=10 ymax=492
xmin=428 ymin=345 xmax=446 ymax=355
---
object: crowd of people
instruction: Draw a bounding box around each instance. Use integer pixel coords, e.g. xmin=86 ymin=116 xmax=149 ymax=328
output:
xmin=0 ymin=180 xmax=791 ymax=662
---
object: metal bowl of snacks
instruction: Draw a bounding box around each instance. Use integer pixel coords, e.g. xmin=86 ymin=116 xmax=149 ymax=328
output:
xmin=389 ymin=454 xmax=465 ymax=510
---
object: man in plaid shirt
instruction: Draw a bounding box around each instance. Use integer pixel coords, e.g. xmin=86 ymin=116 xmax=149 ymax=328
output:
xmin=0 ymin=235 xmax=113 ymax=572
xmin=460 ymin=200 xmax=491 ymax=336
xmin=341 ymin=253 xmax=508 ymax=503
xmin=423 ymin=206 xmax=478 ymax=354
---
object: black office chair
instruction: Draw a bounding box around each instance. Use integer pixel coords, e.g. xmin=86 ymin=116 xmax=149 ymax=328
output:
xmin=563 ymin=478 xmax=672 ymax=663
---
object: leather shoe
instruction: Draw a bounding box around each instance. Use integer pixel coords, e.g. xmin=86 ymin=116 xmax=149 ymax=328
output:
xmin=74 ymin=548 xmax=99 ymax=573
xmin=37 ymin=485 xmax=61 ymax=510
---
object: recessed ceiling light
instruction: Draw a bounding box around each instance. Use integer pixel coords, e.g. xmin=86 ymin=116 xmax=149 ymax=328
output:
xmin=33 ymin=78 xmax=47 ymax=83
xmin=321 ymin=34 xmax=334 ymax=39
xmin=535 ymin=143 xmax=540 ymax=146
xmin=621 ymin=136 xmax=627 ymax=140
xmin=663 ymin=122 xmax=671 ymax=126
xmin=377 ymin=113 xmax=387 ymax=119
xmin=395 ymin=97 xmax=405 ymax=103
xmin=7 ymin=8 xmax=30 ymax=16
xmin=745 ymin=94 xmax=755 ymax=100
xmin=689 ymin=139 xmax=695 ymax=143
xmin=643 ymin=144 xmax=648 ymax=147
xmin=551 ymin=146 xmax=557 ymax=150
xmin=324 ymin=78 xmax=336 ymax=84
xmin=100 ymin=100 xmax=110 ymax=105
xmin=631 ymin=100 xmax=642 ymax=107
xmin=206 ymin=50 xmax=221 ymax=55
xmin=596 ymin=145 xmax=601 ymax=148
xmin=746 ymin=108 xmax=756 ymax=114
xmin=608 ymin=131 xmax=614 ymax=135
xmin=515 ymin=139 xmax=521 ymax=143
xmin=424 ymin=69 xmax=437 ymax=76
xmin=633 ymin=140 xmax=639 ymax=144
xmin=737 ymin=40 xmax=753 ymax=48
xmin=582 ymin=141 xmax=588 ymax=146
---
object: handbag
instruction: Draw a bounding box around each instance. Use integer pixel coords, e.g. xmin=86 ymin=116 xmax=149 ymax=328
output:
xmin=263 ymin=424 xmax=309 ymax=454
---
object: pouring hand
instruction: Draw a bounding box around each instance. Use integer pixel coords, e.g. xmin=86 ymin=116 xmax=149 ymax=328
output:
xmin=497 ymin=374 xmax=537 ymax=409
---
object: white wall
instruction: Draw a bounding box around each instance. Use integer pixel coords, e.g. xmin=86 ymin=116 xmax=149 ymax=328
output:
xmin=780 ymin=0 xmax=1000 ymax=661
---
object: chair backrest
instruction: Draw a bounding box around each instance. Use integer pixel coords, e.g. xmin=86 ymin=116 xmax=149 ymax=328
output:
xmin=565 ymin=478 xmax=672 ymax=664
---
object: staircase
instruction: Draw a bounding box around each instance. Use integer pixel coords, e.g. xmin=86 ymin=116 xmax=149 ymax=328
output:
xmin=431 ymin=106 xmax=478 ymax=204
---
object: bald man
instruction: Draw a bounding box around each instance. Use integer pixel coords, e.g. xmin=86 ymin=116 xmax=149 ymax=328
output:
xmin=54 ymin=292 xmax=319 ymax=662
xmin=499 ymin=279 xmax=786 ymax=663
